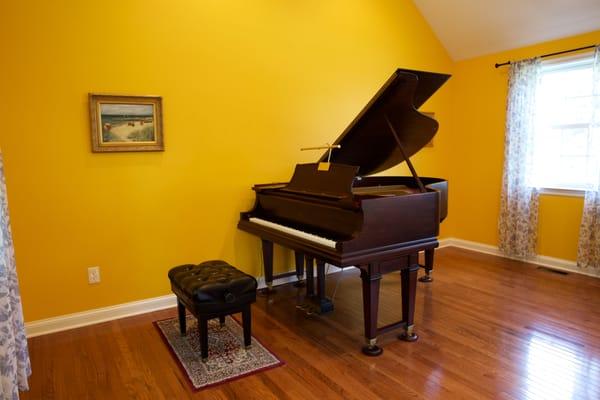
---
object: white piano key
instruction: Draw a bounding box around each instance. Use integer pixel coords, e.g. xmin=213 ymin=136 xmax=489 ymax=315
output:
xmin=248 ymin=217 xmax=337 ymax=249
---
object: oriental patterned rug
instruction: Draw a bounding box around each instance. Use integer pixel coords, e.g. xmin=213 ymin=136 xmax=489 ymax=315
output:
xmin=154 ymin=315 xmax=284 ymax=391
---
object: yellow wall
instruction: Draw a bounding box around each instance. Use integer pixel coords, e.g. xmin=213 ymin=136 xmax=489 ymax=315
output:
xmin=449 ymin=30 xmax=600 ymax=261
xmin=0 ymin=0 xmax=453 ymax=321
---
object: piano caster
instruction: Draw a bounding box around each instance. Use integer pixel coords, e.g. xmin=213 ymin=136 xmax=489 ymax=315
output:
xmin=362 ymin=339 xmax=383 ymax=356
xmin=398 ymin=325 xmax=418 ymax=342
xmin=418 ymin=270 xmax=433 ymax=283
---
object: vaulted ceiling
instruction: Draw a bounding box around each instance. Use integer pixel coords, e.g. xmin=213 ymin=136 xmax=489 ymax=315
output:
xmin=413 ymin=0 xmax=600 ymax=60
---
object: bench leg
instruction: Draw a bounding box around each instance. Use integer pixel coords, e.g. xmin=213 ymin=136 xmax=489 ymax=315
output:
xmin=219 ymin=315 xmax=226 ymax=327
xmin=199 ymin=317 xmax=209 ymax=362
xmin=177 ymin=299 xmax=186 ymax=336
xmin=242 ymin=305 xmax=252 ymax=349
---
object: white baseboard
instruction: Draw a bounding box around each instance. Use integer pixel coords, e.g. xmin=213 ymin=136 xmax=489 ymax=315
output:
xmin=25 ymin=293 xmax=178 ymax=338
xmin=25 ymin=265 xmax=342 ymax=338
xmin=25 ymin=241 xmax=597 ymax=338
xmin=439 ymin=237 xmax=600 ymax=279
xmin=255 ymin=264 xmax=342 ymax=289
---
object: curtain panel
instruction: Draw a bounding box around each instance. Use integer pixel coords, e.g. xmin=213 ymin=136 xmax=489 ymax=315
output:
xmin=0 ymin=153 xmax=31 ymax=399
xmin=498 ymin=58 xmax=541 ymax=259
xmin=577 ymin=46 xmax=600 ymax=270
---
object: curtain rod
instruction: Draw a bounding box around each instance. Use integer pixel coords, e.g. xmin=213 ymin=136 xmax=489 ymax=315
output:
xmin=494 ymin=44 xmax=598 ymax=68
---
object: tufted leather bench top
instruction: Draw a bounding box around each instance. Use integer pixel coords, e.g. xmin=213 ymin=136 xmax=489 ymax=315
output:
xmin=168 ymin=260 xmax=257 ymax=306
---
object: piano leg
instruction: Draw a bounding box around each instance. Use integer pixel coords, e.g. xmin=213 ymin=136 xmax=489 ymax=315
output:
xmin=360 ymin=267 xmax=383 ymax=356
xmin=259 ymin=239 xmax=276 ymax=295
xmin=399 ymin=256 xmax=419 ymax=342
xmin=293 ymin=251 xmax=306 ymax=287
xmin=297 ymin=256 xmax=317 ymax=315
xmin=305 ymin=256 xmax=314 ymax=296
xmin=315 ymin=260 xmax=334 ymax=314
xmin=418 ymin=248 xmax=434 ymax=282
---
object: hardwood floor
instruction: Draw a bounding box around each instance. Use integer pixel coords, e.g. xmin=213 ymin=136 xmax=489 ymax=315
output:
xmin=21 ymin=247 xmax=600 ymax=399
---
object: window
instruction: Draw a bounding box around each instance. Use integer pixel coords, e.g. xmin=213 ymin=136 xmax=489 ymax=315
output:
xmin=527 ymin=55 xmax=600 ymax=191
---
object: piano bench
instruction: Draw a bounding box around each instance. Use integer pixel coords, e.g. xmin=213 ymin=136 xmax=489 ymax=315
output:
xmin=168 ymin=260 xmax=258 ymax=362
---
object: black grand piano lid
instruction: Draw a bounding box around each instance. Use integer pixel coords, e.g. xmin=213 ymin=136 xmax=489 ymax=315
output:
xmin=319 ymin=68 xmax=451 ymax=176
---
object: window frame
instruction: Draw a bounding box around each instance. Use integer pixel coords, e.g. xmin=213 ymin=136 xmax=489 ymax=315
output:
xmin=528 ymin=52 xmax=597 ymax=196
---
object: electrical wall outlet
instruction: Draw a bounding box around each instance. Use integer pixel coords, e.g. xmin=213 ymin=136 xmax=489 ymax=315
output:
xmin=88 ymin=266 xmax=101 ymax=284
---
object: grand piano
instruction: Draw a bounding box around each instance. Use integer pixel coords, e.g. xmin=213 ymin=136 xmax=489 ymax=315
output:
xmin=238 ymin=68 xmax=450 ymax=355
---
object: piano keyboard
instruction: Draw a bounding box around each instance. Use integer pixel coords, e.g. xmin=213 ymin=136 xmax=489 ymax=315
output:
xmin=248 ymin=217 xmax=337 ymax=249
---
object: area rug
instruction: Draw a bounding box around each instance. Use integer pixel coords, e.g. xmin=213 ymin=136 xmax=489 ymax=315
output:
xmin=154 ymin=315 xmax=284 ymax=390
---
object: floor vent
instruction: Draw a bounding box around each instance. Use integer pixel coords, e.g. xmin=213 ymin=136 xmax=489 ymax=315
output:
xmin=537 ymin=266 xmax=568 ymax=275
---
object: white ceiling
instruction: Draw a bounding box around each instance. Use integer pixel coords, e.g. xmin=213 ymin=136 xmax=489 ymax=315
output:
xmin=412 ymin=0 xmax=600 ymax=60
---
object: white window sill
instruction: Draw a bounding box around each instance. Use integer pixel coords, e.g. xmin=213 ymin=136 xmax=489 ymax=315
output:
xmin=537 ymin=188 xmax=585 ymax=197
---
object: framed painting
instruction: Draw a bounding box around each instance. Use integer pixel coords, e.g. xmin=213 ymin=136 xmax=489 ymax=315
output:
xmin=89 ymin=94 xmax=164 ymax=152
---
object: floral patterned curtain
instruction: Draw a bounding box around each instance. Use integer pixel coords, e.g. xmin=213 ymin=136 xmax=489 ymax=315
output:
xmin=498 ymin=58 xmax=541 ymax=258
xmin=577 ymin=46 xmax=600 ymax=270
xmin=0 ymin=153 xmax=31 ymax=399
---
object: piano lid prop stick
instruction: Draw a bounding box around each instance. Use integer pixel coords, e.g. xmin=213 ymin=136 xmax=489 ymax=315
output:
xmin=384 ymin=116 xmax=427 ymax=193
xmin=300 ymin=143 xmax=341 ymax=171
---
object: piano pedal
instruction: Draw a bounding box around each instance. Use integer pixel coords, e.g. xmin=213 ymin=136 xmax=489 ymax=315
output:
xmin=297 ymin=298 xmax=334 ymax=315
xmin=296 ymin=302 xmax=317 ymax=316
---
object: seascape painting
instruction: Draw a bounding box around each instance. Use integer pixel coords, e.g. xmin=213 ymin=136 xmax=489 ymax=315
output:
xmin=89 ymin=94 xmax=164 ymax=152
xmin=100 ymin=103 xmax=155 ymax=143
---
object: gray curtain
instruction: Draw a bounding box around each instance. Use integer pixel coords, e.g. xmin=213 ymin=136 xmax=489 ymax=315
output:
xmin=577 ymin=46 xmax=600 ymax=270
xmin=0 ymin=153 xmax=31 ymax=399
xmin=498 ymin=58 xmax=541 ymax=258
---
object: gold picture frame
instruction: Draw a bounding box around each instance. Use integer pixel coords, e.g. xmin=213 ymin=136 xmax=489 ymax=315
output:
xmin=89 ymin=94 xmax=164 ymax=152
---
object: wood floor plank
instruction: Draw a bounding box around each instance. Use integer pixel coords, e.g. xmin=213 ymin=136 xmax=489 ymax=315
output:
xmin=19 ymin=248 xmax=600 ymax=399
